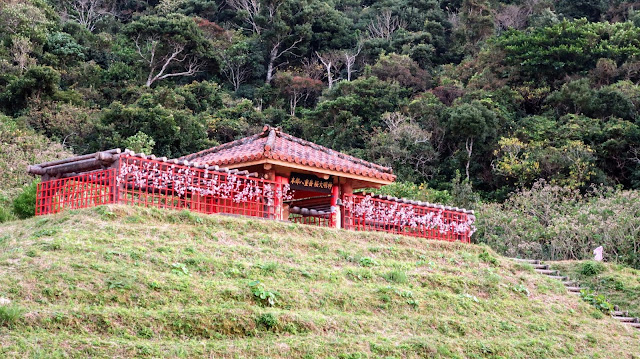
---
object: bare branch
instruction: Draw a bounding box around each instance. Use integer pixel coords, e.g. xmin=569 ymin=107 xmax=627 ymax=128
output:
xmin=265 ymin=36 xmax=302 ymax=84
xmin=367 ymin=9 xmax=404 ymax=40
xmin=226 ymin=0 xmax=262 ymax=34
xmin=316 ymin=51 xmax=343 ymax=89
xmin=343 ymin=41 xmax=362 ymax=81
xmin=66 ymin=0 xmax=111 ymax=32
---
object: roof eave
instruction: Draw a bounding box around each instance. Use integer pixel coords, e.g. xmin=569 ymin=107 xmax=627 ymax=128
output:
xmin=208 ymin=158 xmax=395 ymax=186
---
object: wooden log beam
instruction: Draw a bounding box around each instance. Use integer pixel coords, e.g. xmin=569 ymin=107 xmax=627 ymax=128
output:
xmin=42 ymin=158 xmax=104 ymax=176
xmin=28 ymin=150 xmax=121 ymax=176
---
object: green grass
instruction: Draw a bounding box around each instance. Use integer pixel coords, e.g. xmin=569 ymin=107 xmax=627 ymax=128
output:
xmin=551 ymin=260 xmax=640 ymax=318
xmin=0 ymin=205 xmax=638 ymax=358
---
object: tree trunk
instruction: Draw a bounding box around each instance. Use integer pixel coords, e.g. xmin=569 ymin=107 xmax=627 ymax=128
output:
xmin=465 ymin=137 xmax=473 ymax=182
xmin=266 ymin=45 xmax=278 ymax=84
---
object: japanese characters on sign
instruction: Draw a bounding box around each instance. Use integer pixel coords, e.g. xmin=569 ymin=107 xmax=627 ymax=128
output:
xmin=289 ymin=172 xmax=333 ymax=193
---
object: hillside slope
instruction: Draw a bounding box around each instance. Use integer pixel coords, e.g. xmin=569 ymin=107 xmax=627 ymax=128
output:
xmin=0 ymin=206 xmax=638 ymax=358
xmin=551 ymin=260 xmax=640 ymax=318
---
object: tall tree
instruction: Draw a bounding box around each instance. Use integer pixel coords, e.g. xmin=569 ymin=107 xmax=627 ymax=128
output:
xmin=125 ymin=14 xmax=213 ymax=87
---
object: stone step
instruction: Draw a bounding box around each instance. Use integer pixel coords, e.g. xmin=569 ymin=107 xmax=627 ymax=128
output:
xmin=612 ymin=310 xmax=629 ymax=317
xmin=533 ymin=264 xmax=549 ymax=270
xmin=562 ymin=280 xmax=579 ymax=286
xmin=612 ymin=316 xmax=637 ymax=323
xmin=566 ymin=286 xmax=584 ymax=292
xmin=535 ymin=269 xmax=558 ymax=275
xmin=628 ymin=322 xmax=640 ymax=328
xmin=512 ymin=258 xmax=540 ymax=264
xmin=547 ymin=275 xmax=568 ymax=281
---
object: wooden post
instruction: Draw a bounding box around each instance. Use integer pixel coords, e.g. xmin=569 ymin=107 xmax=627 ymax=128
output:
xmin=274 ymin=175 xmax=286 ymax=220
xmin=331 ymin=181 xmax=340 ymax=229
xmin=340 ymin=180 xmax=353 ymax=229
xmin=281 ymin=176 xmax=290 ymax=222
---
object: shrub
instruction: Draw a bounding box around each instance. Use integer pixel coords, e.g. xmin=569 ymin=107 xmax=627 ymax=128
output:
xmin=383 ymin=270 xmax=408 ymax=284
xmin=0 ymin=205 xmax=13 ymax=223
xmin=0 ymin=305 xmax=23 ymax=328
xmin=477 ymin=180 xmax=640 ymax=269
xmin=580 ymin=261 xmax=606 ymax=277
xmin=248 ymin=281 xmax=278 ymax=307
xmin=12 ymin=181 xmax=38 ymax=219
xmin=580 ymin=289 xmax=614 ymax=314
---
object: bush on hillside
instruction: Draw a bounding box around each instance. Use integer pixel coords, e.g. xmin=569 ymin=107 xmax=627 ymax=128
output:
xmin=580 ymin=261 xmax=606 ymax=277
xmin=476 ymin=180 xmax=640 ymax=269
xmin=12 ymin=181 xmax=38 ymax=219
xmin=0 ymin=116 xmax=72 ymax=191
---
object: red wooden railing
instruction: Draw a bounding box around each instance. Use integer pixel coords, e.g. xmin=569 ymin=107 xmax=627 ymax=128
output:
xmin=36 ymin=169 xmax=116 ymax=216
xmin=117 ymin=155 xmax=284 ymax=218
xmin=36 ymin=154 xmax=286 ymax=219
xmin=342 ymin=194 xmax=475 ymax=242
xmin=35 ymin=154 xmax=475 ymax=242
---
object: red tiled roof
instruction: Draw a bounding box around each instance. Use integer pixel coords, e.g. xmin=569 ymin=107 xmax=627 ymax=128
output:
xmin=179 ymin=126 xmax=396 ymax=182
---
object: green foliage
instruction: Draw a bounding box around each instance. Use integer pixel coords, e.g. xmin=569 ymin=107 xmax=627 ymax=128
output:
xmin=98 ymin=84 xmax=217 ymax=157
xmin=256 ymin=313 xmax=278 ymax=330
xmin=0 ymin=305 xmax=24 ymax=328
xmin=0 ymin=0 xmax=639 ymax=216
xmin=358 ymin=257 xmax=377 ymax=267
xmin=248 ymin=280 xmax=278 ymax=307
xmin=580 ymin=289 xmax=614 ymax=314
xmin=580 ymin=261 xmax=606 ymax=277
xmin=478 ymin=249 xmax=497 ymax=265
xmin=12 ymin=181 xmax=38 ymax=219
xmin=170 ymin=263 xmax=189 ymax=276
xmin=368 ymin=182 xmax=452 ymax=204
xmin=477 ymin=181 xmax=640 ymax=269
xmin=123 ymin=131 xmax=156 ymax=154
xmin=1 ymin=66 xmax=61 ymax=115
xmin=495 ymin=20 xmax=640 ymax=85
xmin=382 ymin=270 xmax=408 ymax=284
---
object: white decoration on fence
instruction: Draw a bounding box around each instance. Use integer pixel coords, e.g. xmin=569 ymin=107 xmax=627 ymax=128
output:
xmin=343 ymin=195 xmax=476 ymax=236
xmin=117 ymin=158 xmax=293 ymax=204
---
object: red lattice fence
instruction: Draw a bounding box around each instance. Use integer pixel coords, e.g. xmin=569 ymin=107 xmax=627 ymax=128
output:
xmin=342 ymin=194 xmax=475 ymax=243
xmin=35 ymin=154 xmax=475 ymax=242
xmin=36 ymin=169 xmax=117 ymax=216
xmin=36 ymin=154 xmax=287 ymax=219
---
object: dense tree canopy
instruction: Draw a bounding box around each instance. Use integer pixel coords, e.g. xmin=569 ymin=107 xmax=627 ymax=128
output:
xmin=2 ymin=0 xmax=640 ymax=202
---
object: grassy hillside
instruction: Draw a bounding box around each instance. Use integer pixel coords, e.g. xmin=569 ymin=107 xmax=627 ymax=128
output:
xmin=551 ymin=261 xmax=640 ymax=318
xmin=0 ymin=206 xmax=638 ymax=358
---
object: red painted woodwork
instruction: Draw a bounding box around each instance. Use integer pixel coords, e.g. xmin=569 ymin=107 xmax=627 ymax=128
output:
xmin=34 ymin=154 xmax=475 ymax=243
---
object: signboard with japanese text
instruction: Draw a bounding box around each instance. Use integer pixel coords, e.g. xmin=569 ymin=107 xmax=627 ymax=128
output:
xmin=289 ymin=172 xmax=333 ymax=193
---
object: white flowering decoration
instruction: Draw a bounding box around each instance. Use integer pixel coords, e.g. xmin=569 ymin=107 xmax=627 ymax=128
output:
xmin=117 ymin=157 xmax=293 ymax=206
xmin=343 ymin=195 xmax=476 ymax=239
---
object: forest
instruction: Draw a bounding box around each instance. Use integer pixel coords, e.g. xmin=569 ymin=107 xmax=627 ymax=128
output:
xmin=1 ymin=0 xmax=640 ymax=263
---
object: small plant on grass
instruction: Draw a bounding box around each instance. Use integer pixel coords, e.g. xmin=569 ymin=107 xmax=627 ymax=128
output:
xmin=580 ymin=261 xmax=605 ymax=277
xmin=383 ymin=270 xmax=408 ymax=284
xmin=256 ymin=313 xmax=278 ymax=330
xmin=359 ymin=257 xmax=377 ymax=267
xmin=0 ymin=304 xmax=23 ymax=328
xmin=479 ymin=249 xmax=498 ymax=265
xmin=511 ymin=284 xmax=530 ymax=297
xmin=248 ymin=280 xmax=278 ymax=307
xmin=580 ymin=289 xmax=614 ymax=314
xmin=171 ymin=263 xmax=189 ymax=276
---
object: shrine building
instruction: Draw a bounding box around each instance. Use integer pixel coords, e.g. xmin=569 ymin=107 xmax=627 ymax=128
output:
xmin=28 ymin=125 xmax=475 ymax=242
xmin=178 ymin=125 xmax=396 ymax=227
